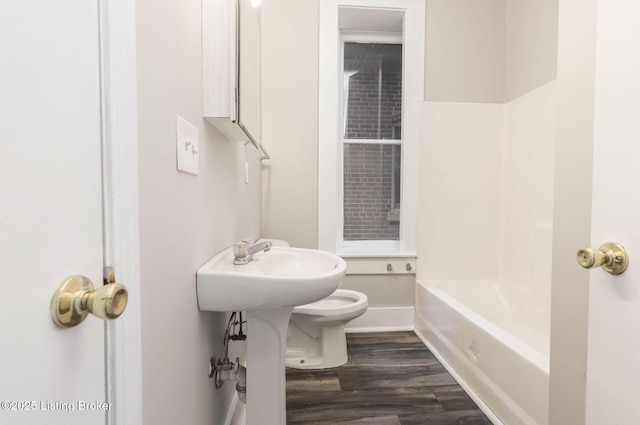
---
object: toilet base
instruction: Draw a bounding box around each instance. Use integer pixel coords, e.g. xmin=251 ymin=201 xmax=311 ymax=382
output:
xmin=285 ymin=323 xmax=348 ymax=369
xmin=285 ymin=289 xmax=368 ymax=370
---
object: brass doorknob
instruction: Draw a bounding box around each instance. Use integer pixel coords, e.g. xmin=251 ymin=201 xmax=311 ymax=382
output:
xmin=51 ymin=275 xmax=128 ymax=328
xmin=576 ymin=242 xmax=629 ymax=275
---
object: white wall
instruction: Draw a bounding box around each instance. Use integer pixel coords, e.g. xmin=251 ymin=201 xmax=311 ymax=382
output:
xmin=344 ymin=275 xmax=414 ymax=306
xmin=417 ymin=102 xmax=504 ymax=280
xmin=505 ymin=0 xmax=558 ymax=101
xmin=425 ymin=0 xmax=506 ymax=103
xmin=261 ymin=0 xmax=319 ymax=250
xmin=135 ymin=1 xmax=260 ymax=423
xmin=425 ymin=0 xmax=559 ymax=103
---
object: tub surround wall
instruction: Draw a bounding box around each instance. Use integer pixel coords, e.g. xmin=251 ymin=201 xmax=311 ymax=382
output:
xmin=135 ymin=0 xmax=260 ymax=423
xmin=418 ymin=81 xmax=556 ymax=293
xmin=501 ymin=83 xmax=556 ymax=301
xmin=417 ymin=102 xmax=504 ymax=280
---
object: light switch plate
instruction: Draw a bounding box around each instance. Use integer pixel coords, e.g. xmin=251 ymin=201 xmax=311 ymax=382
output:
xmin=176 ymin=114 xmax=199 ymax=175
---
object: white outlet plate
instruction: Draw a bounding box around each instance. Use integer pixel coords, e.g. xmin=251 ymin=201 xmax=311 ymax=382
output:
xmin=176 ymin=114 xmax=199 ymax=175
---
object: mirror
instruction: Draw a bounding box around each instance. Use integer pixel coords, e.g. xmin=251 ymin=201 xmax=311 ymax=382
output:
xmin=202 ymin=0 xmax=269 ymax=160
xmin=236 ymin=0 xmax=262 ymax=151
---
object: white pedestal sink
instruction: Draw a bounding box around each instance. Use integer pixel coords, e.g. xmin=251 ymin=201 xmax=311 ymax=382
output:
xmin=197 ymin=246 xmax=346 ymax=425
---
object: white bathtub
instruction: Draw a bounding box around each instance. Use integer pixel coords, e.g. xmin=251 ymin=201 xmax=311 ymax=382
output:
xmin=415 ymin=280 xmax=549 ymax=425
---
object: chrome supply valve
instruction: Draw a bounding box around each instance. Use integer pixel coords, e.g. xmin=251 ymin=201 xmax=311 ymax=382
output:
xmin=210 ymin=356 xmax=239 ymax=388
xmin=209 ymin=312 xmax=248 ymax=403
xmin=210 ymin=356 xmax=246 ymax=403
xmin=233 ymin=239 xmax=273 ymax=265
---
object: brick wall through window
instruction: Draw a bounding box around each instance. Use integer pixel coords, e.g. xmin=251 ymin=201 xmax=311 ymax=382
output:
xmin=343 ymin=42 xmax=402 ymax=241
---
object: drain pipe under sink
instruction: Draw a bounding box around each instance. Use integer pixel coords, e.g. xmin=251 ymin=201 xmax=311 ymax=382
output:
xmin=235 ymin=365 xmax=246 ymax=403
xmin=209 ymin=357 xmax=247 ymax=404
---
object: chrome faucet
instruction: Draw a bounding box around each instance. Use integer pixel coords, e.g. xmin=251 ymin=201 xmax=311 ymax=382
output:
xmin=233 ymin=240 xmax=273 ymax=265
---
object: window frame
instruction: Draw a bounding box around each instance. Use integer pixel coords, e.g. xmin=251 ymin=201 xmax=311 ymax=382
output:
xmin=318 ymin=0 xmax=425 ymax=256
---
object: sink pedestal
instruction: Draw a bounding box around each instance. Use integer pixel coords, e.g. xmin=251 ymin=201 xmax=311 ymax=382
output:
xmin=196 ymin=245 xmax=347 ymax=423
xmin=246 ymin=307 xmax=294 ymax=425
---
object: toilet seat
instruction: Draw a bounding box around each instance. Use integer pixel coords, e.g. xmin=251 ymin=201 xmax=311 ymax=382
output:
xmin=293 ymin=289 xmax=367 ymax=316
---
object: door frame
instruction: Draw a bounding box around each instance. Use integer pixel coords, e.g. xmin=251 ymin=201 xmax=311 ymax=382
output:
xmin=99 ymin=1 xmax=143 ymax=424
xmin=549 ymin=0 xmax=596 ymax=423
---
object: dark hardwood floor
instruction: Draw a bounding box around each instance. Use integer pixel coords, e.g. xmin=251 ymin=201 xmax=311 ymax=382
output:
xmin=286 ymin=332 xmax=493 ymax=425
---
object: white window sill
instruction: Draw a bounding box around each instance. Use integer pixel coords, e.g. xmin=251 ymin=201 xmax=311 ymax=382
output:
xmin=338 ymin=252 xmax=417 ymax=258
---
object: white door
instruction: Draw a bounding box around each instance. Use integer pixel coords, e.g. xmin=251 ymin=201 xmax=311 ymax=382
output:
xmin=584 ymin=0 xmax=640 ymax=423
xmin=0 ymin=2 xmax=108 ymax=424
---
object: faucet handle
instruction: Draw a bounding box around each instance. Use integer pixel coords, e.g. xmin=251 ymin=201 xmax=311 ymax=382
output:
xmin=233 ymin=242 xmax=249 ymax=259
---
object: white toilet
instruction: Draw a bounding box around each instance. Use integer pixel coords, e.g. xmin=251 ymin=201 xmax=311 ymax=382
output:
xmin=286 ymin=289 xmax=368 ymax=369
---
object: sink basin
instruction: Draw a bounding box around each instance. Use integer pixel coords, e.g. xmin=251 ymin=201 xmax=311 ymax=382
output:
xmin=196 ymin=246 xmax=347 ymax=312
xmin=196 ymin=244 xmax=346 ymax=425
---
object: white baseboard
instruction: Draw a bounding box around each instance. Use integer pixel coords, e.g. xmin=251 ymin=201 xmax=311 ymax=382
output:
xmin=413 ymin=328 xmax=503 ymax=425
xmin=345 ymin=306 xmax=415 ymax=333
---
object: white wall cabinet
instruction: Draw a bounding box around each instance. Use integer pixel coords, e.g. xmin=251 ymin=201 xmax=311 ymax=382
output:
xmin=203 ymin=0 xmax=268 ymax=159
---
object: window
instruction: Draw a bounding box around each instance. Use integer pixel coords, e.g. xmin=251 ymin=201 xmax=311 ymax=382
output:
xmin=318 ymin=0 xmax=425 ymax=255
xmin=342 ymin=40 xmax=403 ymax=242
